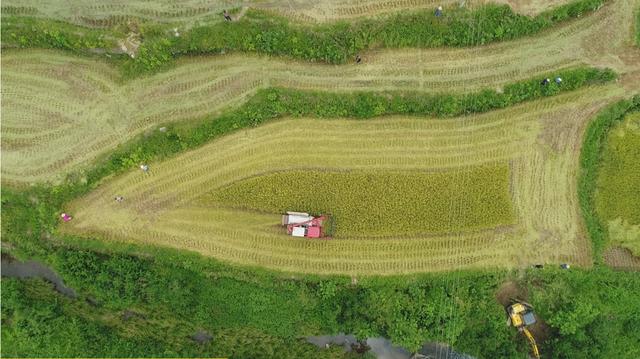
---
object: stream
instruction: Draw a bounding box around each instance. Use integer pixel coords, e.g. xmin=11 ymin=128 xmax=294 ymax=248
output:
xmin=1 ymin=255 xmax=77 ymax=298
xmin=307 ymin=334 xmax=475 ymax=359
xmin=2 ymin=256 xmax=474 ymax=358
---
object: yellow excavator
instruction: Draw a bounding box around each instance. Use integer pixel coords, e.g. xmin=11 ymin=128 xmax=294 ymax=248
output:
xmin=507 ymin=302 xmax=541 ymax=359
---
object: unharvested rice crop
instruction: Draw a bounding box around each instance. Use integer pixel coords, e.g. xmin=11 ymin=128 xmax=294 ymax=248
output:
xmin=209 ymin=168 xmax=515 ymax=237
xmin=596 ymin=111 xmax=640 ymax=256
xmin=2 ymin=0 xmax=637 ymax=184
xmin=61 ymin=90 xmax=616 ymax=274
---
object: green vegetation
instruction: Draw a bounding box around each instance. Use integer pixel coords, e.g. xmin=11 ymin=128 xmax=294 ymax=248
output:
xmin=1 ymin=16 xmax=118 ymax=55
xmin=595 ymin=112 xmax=640 ymax=255
xmin=527 ymin=268 xmax=640 ymax=358
xmin=3 ymin=244 xmax=640 ymax=358
xmin=578 ymin=97 xmax=640 ymax=261
xmin=210 ymin=167 xmax=515 ymax=237
xmin=0 ymin=277 xmax=346 ymax=358
xmin=2 ymin=0 xmax=609 ymax=74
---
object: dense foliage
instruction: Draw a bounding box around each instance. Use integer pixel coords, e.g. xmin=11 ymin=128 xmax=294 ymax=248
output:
xmin=3 ymin=244 xmax=640 ymax=358
xmin=0 ymin=278 xmax=348 ymax=358
xmin=2 ymin=0 xmax=609 ymax=74
xmin=577 ymin=97 xmax=640 ymax=261
xmin=210 ymin=167 xmax=514 ymax=237
xmin=528 ymin=268 xmax=640 ymax=358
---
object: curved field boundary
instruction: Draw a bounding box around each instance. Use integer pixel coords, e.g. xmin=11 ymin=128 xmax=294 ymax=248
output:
xmin=61 ymin=89 xmax=621 ymax=275
xmin=3 ymin=0 xmax=637 ymax=185
xmin=0 ymin=0 xmax=580 ymax=27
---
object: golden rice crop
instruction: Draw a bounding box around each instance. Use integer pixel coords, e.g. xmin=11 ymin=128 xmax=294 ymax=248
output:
xmin=209 ymin=167 xmax=515 ymax=237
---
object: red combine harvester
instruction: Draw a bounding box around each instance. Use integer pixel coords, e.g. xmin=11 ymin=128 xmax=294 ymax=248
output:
xmin=281 ymin=211 xmax=328 ymax=239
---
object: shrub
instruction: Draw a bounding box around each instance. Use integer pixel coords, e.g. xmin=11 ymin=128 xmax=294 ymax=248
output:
xmin=1 ymin=16 xmax=116 ymax=53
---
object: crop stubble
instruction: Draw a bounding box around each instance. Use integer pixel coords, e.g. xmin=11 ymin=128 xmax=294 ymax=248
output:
xmin=0 ymin=0 xmax=564 ymax=28
xmin=2 ymin=0 xmax=637 ymax=183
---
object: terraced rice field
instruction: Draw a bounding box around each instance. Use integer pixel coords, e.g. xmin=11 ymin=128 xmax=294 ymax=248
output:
xmin=61 ymin=87 xmax=624 ymax=274
xmin=3 ymin=0 xmax=639 ymax=275
xmin=0 ymin=0 xmax=575 ymax=27
xmin=2 ymin=0 xmax=638 ymax=184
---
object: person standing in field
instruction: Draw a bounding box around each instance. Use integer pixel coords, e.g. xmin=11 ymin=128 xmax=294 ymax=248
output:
xmin=435 ymin=6 xmax=443 ymax=17
xmin=223 ymin=10 xmax=232 ymax=21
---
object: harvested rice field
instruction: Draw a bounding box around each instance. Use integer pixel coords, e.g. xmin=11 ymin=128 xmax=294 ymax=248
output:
xmin=2 ymin=0 xmax=638 ymax=184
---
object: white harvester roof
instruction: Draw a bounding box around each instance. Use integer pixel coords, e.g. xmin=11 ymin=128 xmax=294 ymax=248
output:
xmin=291 ymin=227 xmax=307 ymax=237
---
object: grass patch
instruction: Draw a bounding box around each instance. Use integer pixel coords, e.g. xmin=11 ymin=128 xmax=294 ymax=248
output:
xmin=209 ymin=167 xmax=515 ymax=237
xmin=595 ymin=112 xmax=640 ymax=255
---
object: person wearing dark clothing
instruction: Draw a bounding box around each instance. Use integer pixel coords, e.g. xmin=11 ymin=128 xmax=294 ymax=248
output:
xmin=355 ymin=55 xmax=362 ymax=64
xmin=541 ymin=78 xmax=550 ymax=86
xmin=435 ymin=6 xmax=443 ymax=17
xmin=223 ymin=10 xmax=232 ymax=21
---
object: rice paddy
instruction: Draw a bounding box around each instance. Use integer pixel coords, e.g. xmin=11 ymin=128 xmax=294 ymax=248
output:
xmin=58 ymin=87 xmax=622 ymax=274
xmin=3 ymin=0 xmax=639 ymax=275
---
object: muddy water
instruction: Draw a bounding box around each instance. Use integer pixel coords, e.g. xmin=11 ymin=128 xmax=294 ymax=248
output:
xmin=1 ymin=256 xmax=77 ymax=298
xmin=307 ymin=334 xmax=475 ymax=359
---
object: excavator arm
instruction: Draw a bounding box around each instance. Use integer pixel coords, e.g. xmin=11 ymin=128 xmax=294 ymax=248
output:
xmin=522 ymin=328 xmax=540 ymax=359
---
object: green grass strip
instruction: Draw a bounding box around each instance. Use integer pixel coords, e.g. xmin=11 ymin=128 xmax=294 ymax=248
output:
xmin=1 ymin=0 xmax=609 ymax=75
xmin=578 ymin=96 xmax=640 ymax=262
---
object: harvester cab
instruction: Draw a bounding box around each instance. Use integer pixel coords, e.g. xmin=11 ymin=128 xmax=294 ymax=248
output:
xmin=281 ymin=211 xmax=327 ymax=239
xmin=506 ymin=301 xmax=540 ymax=359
